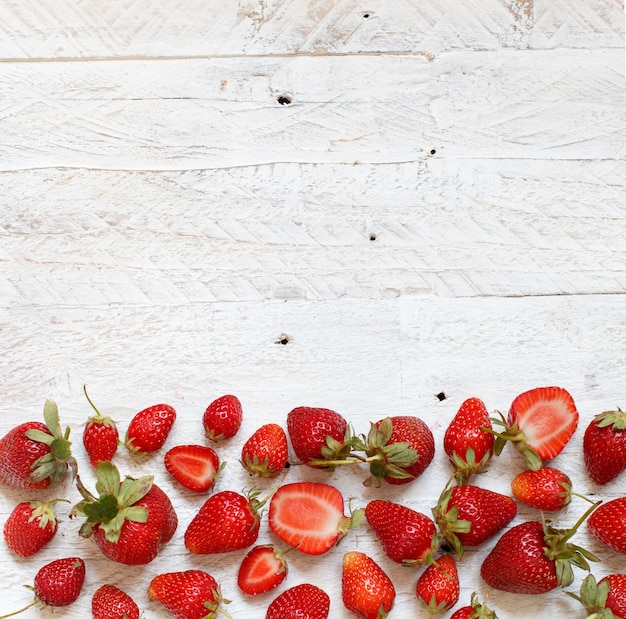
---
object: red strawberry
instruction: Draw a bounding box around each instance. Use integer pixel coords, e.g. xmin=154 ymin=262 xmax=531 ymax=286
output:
xmin=148 ymin=570 xmax=232 ymax=619
xmin=415 ymin=554 xmax=460 ymax=614
xmin=365 ymin=499 xmax=438 ymax=566
xmin=92 ymin=584 xmax=140 ymax=619
xmin=184 ymin=489 xmax=264 ymax=554
xmin=125 ymin=403 xmax=176 ymax=454
xmin=443 ymin=397 xmax=494 ymax=482
xmin=342 ymin=551 xmax=395 ymax=619
xmin=268 ymin=481 xmax=363 ymax=555
xmin=434 ymin=484 xmax=517 ymax=557
xmin=266 ymin=583 xmax=330 ymax=619
xmin=492 ymin=386 xmax=578 ymax=470
xmin=203 ymin=394 xmax=242 ymax=442
xmin=4 ymin=498 xmax=68 ymax=557
xmin=72 ymin=461 xmax=177 ymax=565
xmin=241 ymin=423 xmax=288 ymax=478
xmin=0 ymin=399 xmax=76 ymax=490
xmin=568 ymin=573 xmax=626 ymax=619
xmin=588 ymin=497 xmax=626 ymax=553
xmin=82 ymin=386 xmax=119 ymax=467
xmin=481 ymin=502 xmax=599 ymax=593
xmin=584 ymin=408 xmax=626 ymax=485
xmin=237 ymin=544 xmax=288 ymax=595
xmin=511 ymin=466 xmax=573 ymax=511
xmin=164 ymin=444 xmax=222 ymax=493
xmin=449 ymin=592 xmax=498 ymax=619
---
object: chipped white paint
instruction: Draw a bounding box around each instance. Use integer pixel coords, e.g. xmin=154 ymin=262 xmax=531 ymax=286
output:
xmin=1 ymin=0 xmax=625 ymax=617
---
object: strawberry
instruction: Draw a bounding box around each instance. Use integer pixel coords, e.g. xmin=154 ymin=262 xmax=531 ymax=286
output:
xmin=568 ymin=573 xmax=626 ymax=619
xmin=481 ymin=502 xmax=600 ymax=593
xmin=92 ymin=584 xmax=140 ymax=619
xmin=72 ymin=461 xmax=177 ymax=565
xmin=449 ymin=592 xmax=498 ymax=619
xmin=241 ymin=423 xmax=288 ymax=478
xmin=491 ymin=386 xmax=578 ymax=470
xmin=588 ymin=497 xmax=626 ymax=553
xmin=148 ymin=570 xmax=232 ymax=619
xmin=82 ymin=386 xmax=119 ymax=467
xmin=0 ymin=399 xmax=76 ymax=490
xmin=511 ymin=466 xmax=573 ymax=511
xmin=266 ymin=583 xmax=330 ymax=619
xmin=203 ymin=394 xmax=242 ymax=442
xmin=164 ymin=444 xmax=222 ymax=493
xmin=443 ymin=397 xmax=494 ymax=482
xmin=124 ymin=402 xmax=176 ymax=454
xmin=184 ymin=489 xmax=264 ymax=554
xmin=584 ymin=408 xmax=626 ymax=485
xmin=365 ymin=499 xmax=438 ymax=566
xmin=415 ymin=554 xmax=460 ymax=614
xmin=342 ymin=551 xmax=395 ymax=619
xmin=4 ymin=498 xmax=68 ymax=557
xmin=434 ymin=484 xmax=517 ymax=558
xmin=237 ymin=544 xmax=288 ymax=595
xmin=268 ymin=481 xmax=363 ymax=555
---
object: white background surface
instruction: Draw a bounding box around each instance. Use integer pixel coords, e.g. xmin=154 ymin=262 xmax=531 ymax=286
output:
xmin=1 ymin=0 xmax=625 ymax=617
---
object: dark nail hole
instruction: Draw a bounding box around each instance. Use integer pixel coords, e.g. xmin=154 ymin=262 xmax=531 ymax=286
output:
xmin=435 ymin=391 xmax=447 ymax=401
xmin=369 ymin=233 xmax=377 ymax=241
xmin=275 ymin=333 xmax=292 ymax=345
xmin=362 ymin=12 xmax=370 ymax=18
xmin=429 ymin=149 xmax=437 ymax=155
xmin=277 ymin=95 xmax=293 ymax=106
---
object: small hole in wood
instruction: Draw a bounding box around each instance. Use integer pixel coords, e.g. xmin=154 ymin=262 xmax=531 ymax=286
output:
xmin=275 ymin=333 xmax=292 ymax=345
xmin=277 ymin=95 xmax=293 ymax=106
xmin=430 ymin=149 xmax=437 ymax=155
xmin=435 ymin=391 xmax=447 ymax=401
xmin=362 ymin=12 xmax=370 ymax=18
xmin=369 ymin=233 xmax=377 ymax=241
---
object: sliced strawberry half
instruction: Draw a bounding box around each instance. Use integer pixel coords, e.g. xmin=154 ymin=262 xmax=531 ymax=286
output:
xmin=237 ymin=544 xmax=288 ymax=595
xmin=164 ymin=444 xmax=222 ymax=493
xmin=268 ymin=481 xmax=363 ymax=555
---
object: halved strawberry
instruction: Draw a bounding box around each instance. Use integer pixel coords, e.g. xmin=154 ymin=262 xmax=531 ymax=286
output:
xmin=237 ymin=544 xmax=288 ymax=595
xmin=268 ymin=481 xmax=363 ymax=555
xmin=164 ymin=444 xmax=222 ymax=493
xmin=492 ymin=386 xmax=578 ymax=470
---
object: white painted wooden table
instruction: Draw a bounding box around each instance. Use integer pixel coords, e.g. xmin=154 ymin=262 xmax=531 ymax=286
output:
xmin=1 ymin=1 xmax=625 ymax=617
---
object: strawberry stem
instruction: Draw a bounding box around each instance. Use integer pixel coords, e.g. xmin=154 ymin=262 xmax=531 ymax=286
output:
xmin=0 ymin=594 xmax=39 ymax=618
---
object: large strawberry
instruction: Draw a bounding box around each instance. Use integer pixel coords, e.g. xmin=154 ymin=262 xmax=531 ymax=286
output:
xmin=342 ymin=551 xmax=395 ymax=619
xmin=72 ymin=461 xmax=177 ymax=565
xmin=82 ymin=386 xmax=119 ymax=467
xmin=415 ymin=554 xmax=460 ymax=615
xmin=92 ymin=584 xmax=140 ymax=619
xmin=203 ymin=394 xmax=242 ymax=442
xmin=164 ymin=444 xmax=222 ymax=493
xmin=444 ymin=397 xmax=494 ymax=482
xmin=587 ymin=497 xmax=626 ymax=554
xmin=568 ymin=573 xmax=626 ymax=619
xmin=237 ymin=544 xmax=288 ymax=596
xmin=241 ymin=423 xmax=288 ymax=478
xmin=511 ymin=466 xmax=573 ymax=511
xmin=365 ymin=499 xmax=438 ymax=566
xmin=265 ymin=583 xmax=330 ymax=619
xmin=0 ymin=399 xmax=76 ymax=490
xmin=124 ymin=402 xmax=176 ymax=454
xmin=491 ymin=386 xmax=578 ymax=470
xmin=584 ymin=408 xmax=626 ymax=485
xmin=449 ymin=592 xmax=498 ymax=619
xmin=268 ymin=481 xmax=363 ymax=555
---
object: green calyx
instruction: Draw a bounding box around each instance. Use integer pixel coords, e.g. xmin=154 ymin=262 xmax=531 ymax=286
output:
xmin=593 ymin=408 xmax=626 ymax=431
xmin=25 ymin=399 xmax=77 ymax=485
xmin=72 ymin=461 xmax=151 ymax=543
xmin=203 ymin=586 xmax=233 ymax=619
xmin=83 ymin=385 xmax=117 ymax=428
xmin=449 ymin=447 xmax=492 ymax=484
xmin=489 ymin=412 xmax=542 ymax=471
xmin=432 ymin=485 xmax=471 ymax=559
xmin=28 ymin=498 xmax=70 ymax=530
xmin=566 ymin=573 xmax=619 ymax=619
xmin=466 ymin=592 xmax=498 ymax=618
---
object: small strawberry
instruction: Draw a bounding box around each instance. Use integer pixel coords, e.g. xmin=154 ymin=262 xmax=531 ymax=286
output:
xmin=92 ymin=584 xmax=140 ymax=619
xmin=82 ymin=386 xmax=119 ymax=467
xmin=148 ymin=570 xmax=232 ymax=619
xmin=443 ymin=397 xmax=494 ymax=482
xmin=0 ymin=399 xmax=76 ymax=490
xmin=265 ymin=583 xmax=330 ymax=619
xmin=72 ymin=461 xmax=178 ymax=565
xmin=491 ymin=386 xmax=578 ymax=470
xmin=511 ymin=466 xmax=573 ymax=511
xmin=415 ymin=554 xmax=460 ymax=615
xmin=588 ymin=497 xmax=626 ymax=554
xmin=481 ymin=502 xmax=600 ymax=593
xmin=342 ymin=551 xmax=395 ymax=619
xmin=241 ymin=423 xmax=288 ymax=478
xmin=365 ymin=499 xmax=438 ymax=566
xmin=268 ymin=481 xmax=364 ymax=555
xmin=568 ymin=573 xmax=626 ymax=619
xmin=434 ymin=484 xmax=517 ymax=558
xmin=164 ymin=444 xmax=222 ymax=493
xmin=203 ymin=394 xmax=242 ymax=442
xmin=125 ymin=402 xmax=176 ymax=454
xmin=584 ymin=408 xmax=626 ymax=485
xmin=449 ymin=592 xmax=498 ymax=619
xmin=4 ymin=498 xmax=68 ymax=557
xmin=237 ymin=544 xmax=288 ymax=595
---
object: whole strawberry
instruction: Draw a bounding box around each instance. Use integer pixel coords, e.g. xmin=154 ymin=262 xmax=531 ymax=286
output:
xmin=203 ymin=394 xmax=242 ymax=442
xmin=82 ymin=386 xmax=119 ymax=467
xmin=92 ymin=584 xmax=140 ymax=619
xmin=4 ymin=498 xmax=68 ymax=557
xmin=72 ymin=461 xmax=177 ymax=565
xmin=365 ymin=499 xmax=438 ymax=566
xmin=0 ymin=399 xmax=76 ymax=490
xmin=237 ymin=544 xmax=288 ymax=595
xmin=568 ymin=573 xmax=626 ymax=619
xmin=584 ymin=408 xmax=626 ymax=485
xmin=148 ymin=570 xmax=232 ymax=619
xmin=125 ymin=402 xmax=176 ymax=454
xmin=342 ymin=551 xmax=395 ymax=619
xmin=415 ymin=554 xmax=460 ymax=615
xmin=511 ymin=466 xmax=573 ymax=511
xmin=266 ymin=583 xmax=330 ymax=619
xmin=449 ymin=592 xmax=498 ymax=619
xmin=241 ymin=423 xmax=288 ymax=478
xmin=588 ymin=497 xmax=626 ymax=553
xmin=444 ymin=397 xmax=494 ymax=482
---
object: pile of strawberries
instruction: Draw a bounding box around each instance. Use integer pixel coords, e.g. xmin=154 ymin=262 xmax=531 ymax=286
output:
xmin=1 ymin=385 xmax=626 ymax=618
